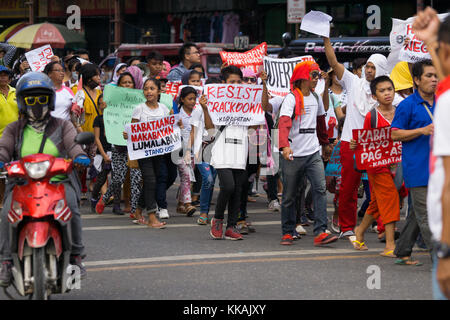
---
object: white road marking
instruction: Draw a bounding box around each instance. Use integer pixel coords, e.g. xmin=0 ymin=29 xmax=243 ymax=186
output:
xmin=84 ymin=247 xmax=388 ymax=267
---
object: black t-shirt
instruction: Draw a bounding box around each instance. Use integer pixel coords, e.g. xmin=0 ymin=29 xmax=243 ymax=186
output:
xmin=93 ymin=115 xmax=111 ymax=154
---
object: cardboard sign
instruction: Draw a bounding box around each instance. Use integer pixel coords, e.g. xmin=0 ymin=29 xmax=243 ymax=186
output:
xmin=263 ymin=55 xmax=315 ymax=97
xmin=103 ymin=85 xmax=146 ymax=146
xmin=204 ymin=84 xmax=265 ymax=126
xmin=25 ymin=44 xmax=54 ymax=72
xmin=165 ymin=81 xmax=182 ymax=98
xmin=220 ymin=42 xmax=267 ymax=73
xmin=352 ymin=127 xmax=402 ymax=170
xmin=125 ymin=115 xmax=182 ymax=160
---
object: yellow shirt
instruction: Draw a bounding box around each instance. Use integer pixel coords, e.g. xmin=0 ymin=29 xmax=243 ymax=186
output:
xmin=0 ymin=86 xmax=19 ymax=138
xmin=72 ymin=87 xmax=102 ymax=133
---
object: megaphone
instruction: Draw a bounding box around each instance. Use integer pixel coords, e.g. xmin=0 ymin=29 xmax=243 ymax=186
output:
xmin=136 ymin=62 xmax=150 ymax=78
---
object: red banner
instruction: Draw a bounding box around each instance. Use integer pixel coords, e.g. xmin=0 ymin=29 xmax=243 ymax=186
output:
xmin=352 ymin=127 xmax=402 ymax=170
xmin=220 ymin=42 xmax=267 ymax=73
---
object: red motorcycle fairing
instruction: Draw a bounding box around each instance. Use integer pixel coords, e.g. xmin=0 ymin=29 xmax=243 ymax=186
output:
xmin=18 ymin=221 xmax=63 ymax=260
xmin=10 ymin=181 xmax=70 ymax=220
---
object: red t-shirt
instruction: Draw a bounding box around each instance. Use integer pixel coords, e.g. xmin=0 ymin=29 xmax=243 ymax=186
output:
xmin=363 ymin=108 xmax=392 ymax=174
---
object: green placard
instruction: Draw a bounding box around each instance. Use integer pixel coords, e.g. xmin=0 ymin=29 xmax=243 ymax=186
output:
xmin=103 ymin=84 xmax=146 ymax=146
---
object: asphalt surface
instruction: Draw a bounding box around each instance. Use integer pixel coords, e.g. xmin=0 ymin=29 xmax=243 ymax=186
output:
xmin=0 ymin=181 xmax=433 ymax=301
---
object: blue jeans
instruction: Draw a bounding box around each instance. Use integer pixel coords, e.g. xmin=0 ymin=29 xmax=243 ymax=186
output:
xmin=281 ymin=151 xmax=328 ymax=236
xmin=196 ymin=162 xmax=217 ymax=214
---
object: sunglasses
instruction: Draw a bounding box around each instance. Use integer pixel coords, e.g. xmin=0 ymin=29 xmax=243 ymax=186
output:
xmin=243 ymin=77 xmax=257 ymax=83
xmin=24 ymin=95 xmax=49 ymax=106
xmin=311 ymin=72 xmax=320 ymax=79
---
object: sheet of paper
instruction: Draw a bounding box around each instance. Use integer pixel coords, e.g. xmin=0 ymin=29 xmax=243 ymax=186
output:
xmin=300 ymin=10 xmax=332 ymax=38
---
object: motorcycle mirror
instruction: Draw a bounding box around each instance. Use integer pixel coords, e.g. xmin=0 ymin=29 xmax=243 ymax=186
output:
xmin=74 ymin=132 xmax=95 ymax=145
xmin=282 ymin=32 xmax=292 ymax=47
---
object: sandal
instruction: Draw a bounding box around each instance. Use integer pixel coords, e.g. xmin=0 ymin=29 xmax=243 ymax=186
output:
xmin=197 ymin=216 xmax=209 ymax=225
xmin=132 ymin=217 xmax=148 ymax=225
xmin=395 ymin=257 xmax=423 ymax=266
xmin=148 ymin=221 xmax=167 ymax=229
xmin=379 ymin=250 xmax=396 ymax=258
xmin=349 ymin=236 xmax=368 ymax=251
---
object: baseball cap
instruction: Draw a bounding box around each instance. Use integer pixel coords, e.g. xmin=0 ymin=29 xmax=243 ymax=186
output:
xmin=0 ymin=66 xmax=13 ymax=77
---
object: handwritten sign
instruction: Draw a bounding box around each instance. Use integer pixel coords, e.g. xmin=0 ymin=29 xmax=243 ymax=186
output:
xmin=103 ymin=84 xmax=146 ymax=146
xmin=165 ymin=81 xmax=182 ymax=98
xmin=263 ymin=55 xmax=315 ymax=97
xmin=204 ymin=84 xmax=264 ymax=126
xmin=352 ymin=127 xmax=402 ymax=170
xmin=390 ymin=13 xmax=449 ymax=63
xmin=220 ymin=42 xmax=267 ymax=74
xmin=25 ymin=45 xmax=54 ymax=72
xmin=125 ymin=115 xmax=181 ymax=160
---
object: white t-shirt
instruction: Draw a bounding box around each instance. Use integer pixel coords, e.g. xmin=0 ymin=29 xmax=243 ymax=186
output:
xmin=269 ymin=96 xmax=284 ymax=118
xmin=339 ymin=69 xmax=376 ymax=142
xmin=279 ymin=91 xmax=325 ymax=157
xmin=51 ymin=85 xmax=74 ymax=121
xmin=179 ymin=106 xmax=195 ymax=148
xmin=210 ymin=125 xmax=248 ymax=170
xmin=427 ymin=90 xmax=450 ymax=242
xmin=132 ymin=102 xmax=169 ymax=122
xmin=191 ymin=107 xmax=214 ymax=156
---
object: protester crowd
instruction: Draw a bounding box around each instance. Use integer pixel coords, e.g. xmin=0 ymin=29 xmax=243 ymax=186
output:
xmin=0 ymin=7 xmax=449 ymax=299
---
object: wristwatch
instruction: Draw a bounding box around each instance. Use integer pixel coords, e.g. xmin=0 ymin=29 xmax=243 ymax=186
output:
xmin=436 ymin=242 xmax=450 ymax=259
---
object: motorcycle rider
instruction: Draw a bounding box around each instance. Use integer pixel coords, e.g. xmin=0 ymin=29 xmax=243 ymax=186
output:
xmin=0 ymin=72 xmax=90 ymax=287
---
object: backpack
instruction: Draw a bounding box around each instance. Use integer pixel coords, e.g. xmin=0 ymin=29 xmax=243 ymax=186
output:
xmin=274 ymin=91 xmax=320 ymax=129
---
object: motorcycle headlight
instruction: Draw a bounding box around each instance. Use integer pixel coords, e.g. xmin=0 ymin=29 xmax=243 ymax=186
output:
xmin=24 ymin=161 xmax=50 ymax=179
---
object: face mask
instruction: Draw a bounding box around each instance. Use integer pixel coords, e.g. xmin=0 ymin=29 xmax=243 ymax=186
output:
xmin=86 ymin=79 xmax=99 ymax=89
xmin=72 ymin=72 xmax=78 ymax=81
xmin=26 ymin=104 xmax=50 ymax=132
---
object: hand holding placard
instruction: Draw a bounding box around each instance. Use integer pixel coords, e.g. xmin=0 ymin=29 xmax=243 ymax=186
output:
xmin=300 ymin=11 xmax=333 ymax=38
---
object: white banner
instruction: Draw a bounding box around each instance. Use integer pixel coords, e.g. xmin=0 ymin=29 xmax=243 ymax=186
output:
xmin=25 ymin=45 xmax=54 ymax=72
xmin=204 ymin=83 xmax=265 ymax=126
xmin=125 ymin=115 xmax=181 ymax=160
xmin=263 ymin=55 xmax=315 ymax=97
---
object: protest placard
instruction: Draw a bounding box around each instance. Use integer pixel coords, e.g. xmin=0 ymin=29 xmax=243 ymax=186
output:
xmin=125 ymin=115 xmax=182 ymax=160
xmin=25 ymin=44 xmax=54 ymax=72
xmin=352 ymin=127 xmax=402 ymax=170
xmin=220 ymin=42 xmax=267 ymax=73
xmin=204 ymin=83 xmax=265 ymax=126
xmin=103 ymin=84 xmax=146 ymax=146
xmin=390 ymin=13 xmax=449 ymax=64
xmin=263 ymin=55 xmax=315 ymax=97
xmin=165 ymin=81 xmax=182 ymax=98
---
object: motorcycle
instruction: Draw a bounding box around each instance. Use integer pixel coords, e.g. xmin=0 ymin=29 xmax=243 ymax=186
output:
xmin=1 ymin=132 xmax=94 ymax=300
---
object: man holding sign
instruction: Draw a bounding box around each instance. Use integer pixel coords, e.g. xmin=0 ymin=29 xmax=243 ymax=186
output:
xmin=349 ymin=76 xmax=401 ymax=257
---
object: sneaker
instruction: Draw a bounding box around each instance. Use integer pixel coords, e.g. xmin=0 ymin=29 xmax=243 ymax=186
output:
xmin=95 ymin=196 xmax=106 ymax=214
xmin=158 ymin=208 xmax=170 ymax=219
xmin=325 ymin=229 xmax=332 ymax=235
xmin=224 ymin=227 xmax=243 ymax=240
xmin=295 ymin=224 xmax=307 ymax=235
xmin=70 ymin=255 xmax=86 ymax=279
xmin=314 ymin=232 xmax=339 ymax=246
xmin=210 ymin=218 xmax=224 ymax=239
xmin=112 ymin=205 xmax=125 ymax=215
xmin=90 ymin=198 xmax=98 ymax=213
xmin=81 ymin=193 xmax=88 ymax=200
xmin=330 ymin=216 xmax=340 ymax=234
xmin=236 ymin=222 xmax=249 ymax=235
xmin=0 ymin=260 xmax=12 ymax=287
xmin=339 ymin=230 xmax=355 ymax=239
xmin=280 ymin=234 xmax=294 ymax=245
xmin=268 ymin=199 xmax=281 ymax=212
xmin=293 ymin=230 xmax=302 ymax=240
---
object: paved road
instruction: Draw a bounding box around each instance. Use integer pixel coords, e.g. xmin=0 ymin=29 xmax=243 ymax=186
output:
xmin=0 ymin=183 xmax=432 ymax=300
